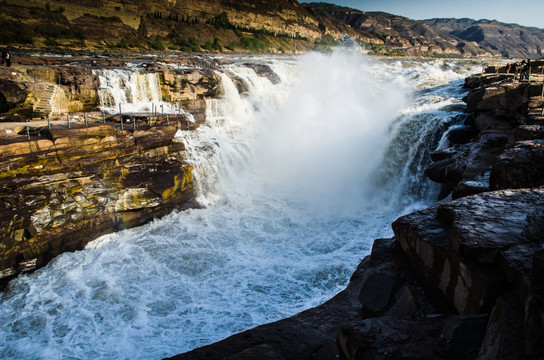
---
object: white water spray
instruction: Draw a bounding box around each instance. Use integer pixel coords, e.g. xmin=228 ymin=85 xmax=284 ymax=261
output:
xmin=95 ymin=69 xmax=175 ymax=114
xmin=0 ymin=51 xmax=481 ymax=360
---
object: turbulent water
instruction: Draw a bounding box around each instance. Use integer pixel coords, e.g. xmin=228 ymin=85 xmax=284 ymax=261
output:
xmin=0 ymin=50 xmax=481 ymax=359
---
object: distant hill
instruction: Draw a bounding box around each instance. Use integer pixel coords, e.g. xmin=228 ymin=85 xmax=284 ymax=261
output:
xmin=425 ymin=18 xmax=544 ymax=58
xmin=303 ymin=2 xmax=490 ymax=57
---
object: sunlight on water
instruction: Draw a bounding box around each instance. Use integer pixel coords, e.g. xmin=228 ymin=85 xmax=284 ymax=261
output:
xmin=0 ymin=50 xmax=481 ymax=359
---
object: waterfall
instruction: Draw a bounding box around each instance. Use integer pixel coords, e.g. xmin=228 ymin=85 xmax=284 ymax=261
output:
xmin=0 ymin=52 xmax=481 ymax=360
xmin=95 ymin=69 xmax=171 ymax=114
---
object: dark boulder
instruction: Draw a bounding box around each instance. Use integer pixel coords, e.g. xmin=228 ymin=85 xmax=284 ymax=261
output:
xmin=243 ymin=63 xmax=281 ymax=85
xmin=0 ymin=79 xmax=27 ymax=113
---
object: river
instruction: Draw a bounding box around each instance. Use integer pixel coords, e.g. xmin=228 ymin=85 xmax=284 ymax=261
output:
xmin=0 ymin=50 xmax=481 ymax=359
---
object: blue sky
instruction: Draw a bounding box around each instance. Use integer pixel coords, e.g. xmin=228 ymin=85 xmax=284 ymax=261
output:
xmin=298 ymin=0 xmax=544 ymax=28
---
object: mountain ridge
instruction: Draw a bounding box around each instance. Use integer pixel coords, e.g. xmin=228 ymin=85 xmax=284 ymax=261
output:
xmin=0 ymin=0 xmax=543 ymax=57
xmin=425 ymin=17 xmax=544 ymax=58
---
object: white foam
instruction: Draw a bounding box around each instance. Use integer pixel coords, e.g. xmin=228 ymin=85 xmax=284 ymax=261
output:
xmin=0 ymin=51 xmax=481 ymax=359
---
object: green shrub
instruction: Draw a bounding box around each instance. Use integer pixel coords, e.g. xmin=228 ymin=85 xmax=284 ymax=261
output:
xmin=151 ymin=35 xmax=166 ymax=50
xmin=225 ymin=41 xmax=238 ymax=51
xmin=207 ymin=12 xmax=233 ymax=29
xmin=203 ymin=40 xmax=214 ymax=51
xmin=44 ymin=38 xmax=60 ymax=47
xmin=177 ymin=37 xmax=201 ymax=52
xmin=212 ymin=37 xmax=223 ymax=51
xmin=239 ymin=36 xmax=268 ymax=52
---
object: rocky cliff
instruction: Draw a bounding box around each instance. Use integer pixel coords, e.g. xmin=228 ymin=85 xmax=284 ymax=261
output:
xmin=167 ymin=64 xmax=544 ymax=359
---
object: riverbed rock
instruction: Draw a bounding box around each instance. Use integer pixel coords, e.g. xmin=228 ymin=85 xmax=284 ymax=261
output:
xmin=243 ymin=63 xmax=281 ymax=85
xmin=162 ymin=69 xmax=222 ymax=102
xmin=464 ymin=74 xmax=509 ymax=89
xmin=426 ymin=69 xmax=544 ymax=199
xmin=425 ymin=130 xmax=507 ymax=190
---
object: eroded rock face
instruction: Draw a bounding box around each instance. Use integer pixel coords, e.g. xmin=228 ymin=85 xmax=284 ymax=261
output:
xmin=392 ymin=188 xmax=544 ymax=358
xmin=425 ymin=131 xmax=507 ymax=198
xmin=0 ymin=124 xmax=196 ymax=288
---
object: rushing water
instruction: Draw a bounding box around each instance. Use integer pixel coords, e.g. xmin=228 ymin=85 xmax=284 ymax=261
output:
xmin=0 ymin=50 xmax=481 ymax=359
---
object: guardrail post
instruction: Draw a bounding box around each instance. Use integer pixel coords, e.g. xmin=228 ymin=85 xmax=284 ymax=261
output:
xmin=541 ymin=83 xmax=544 ymax=116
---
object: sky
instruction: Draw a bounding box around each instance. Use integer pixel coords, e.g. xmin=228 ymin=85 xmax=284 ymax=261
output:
xmin=298 ymin=0 xmax=544 ymax=29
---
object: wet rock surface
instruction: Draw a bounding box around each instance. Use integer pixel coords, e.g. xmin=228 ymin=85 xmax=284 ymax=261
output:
xmin=430 ymin=70 xmax=544 ymax=199
xmin=243 ymin=63 xmax=281 ymax=85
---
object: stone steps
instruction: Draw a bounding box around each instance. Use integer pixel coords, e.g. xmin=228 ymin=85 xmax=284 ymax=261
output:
xmin=32 ymin=84 xmax=57 ymax=118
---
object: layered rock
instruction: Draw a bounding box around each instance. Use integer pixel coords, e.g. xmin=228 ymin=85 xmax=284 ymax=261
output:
xmin=0 ymin=0 xmax=324 ymax=53
xmin=0 ymin=122 xmax=196 ymax=289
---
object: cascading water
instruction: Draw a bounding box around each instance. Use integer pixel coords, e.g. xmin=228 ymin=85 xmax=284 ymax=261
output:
xmin=95 ymin=68 xmax=177 ymax=114
xmin=0 ymin=51 xmax=481 ymax=360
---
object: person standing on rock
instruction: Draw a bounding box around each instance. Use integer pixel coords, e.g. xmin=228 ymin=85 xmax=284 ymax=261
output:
xmin=519 ymin=60 xmax=529 ymax=81
xmin=5 ymin=51 xmax=11 ymax=67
